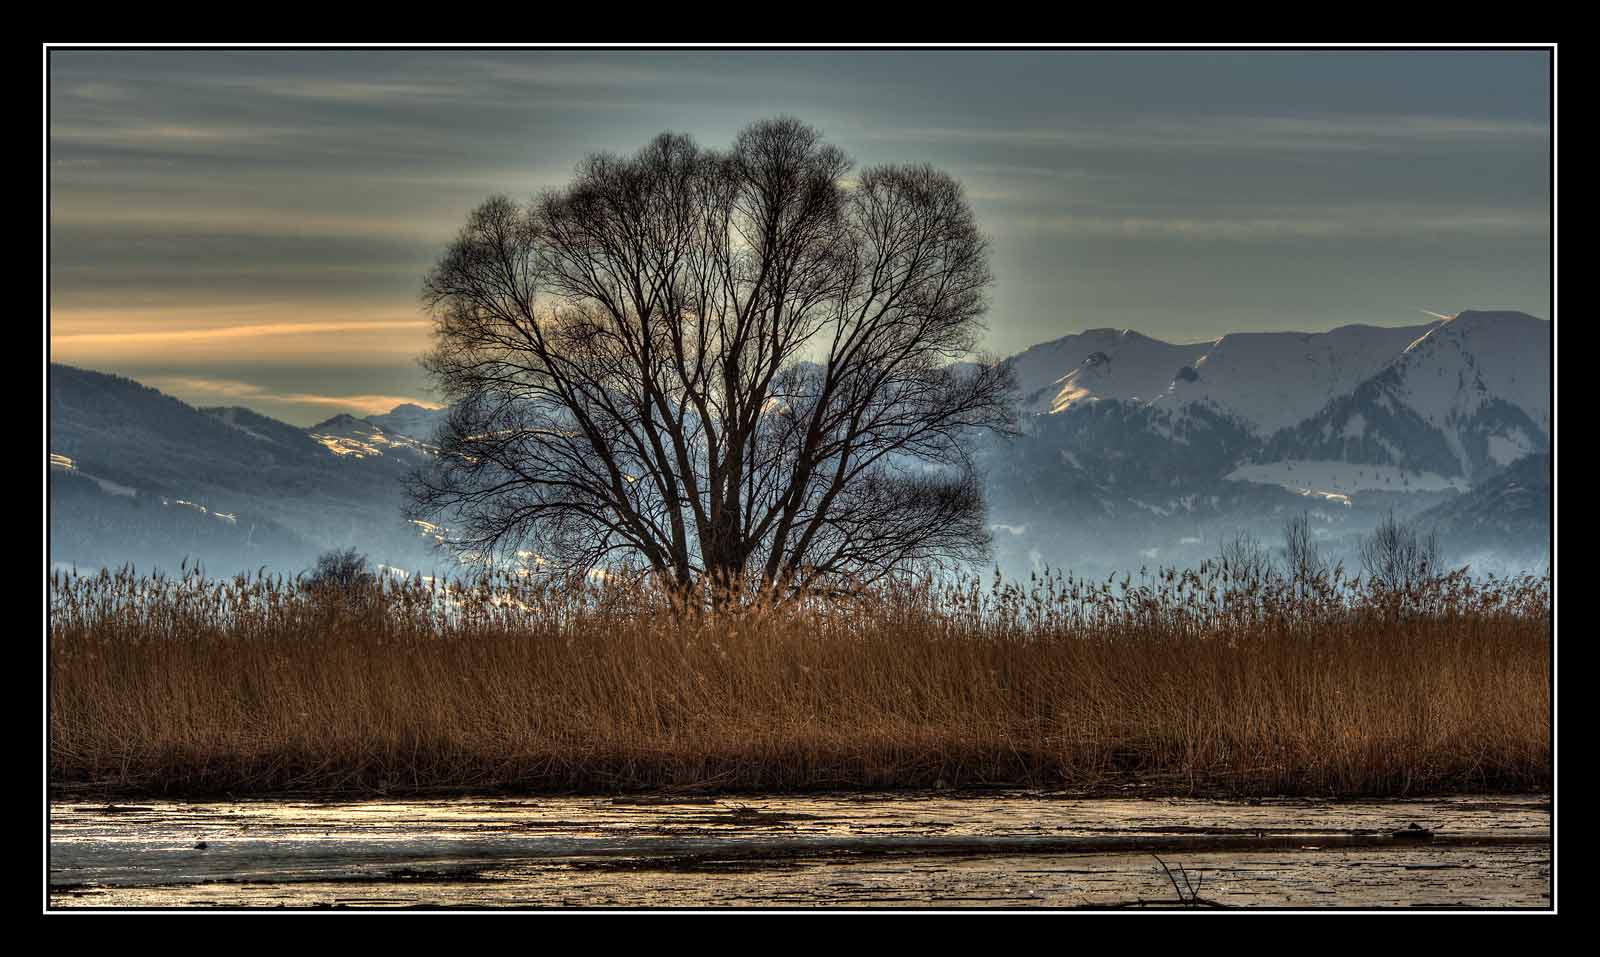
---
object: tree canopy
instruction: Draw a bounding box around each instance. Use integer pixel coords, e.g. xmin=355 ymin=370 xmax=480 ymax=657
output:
xmin=410 ymin=117 xmax=1017 ymax=592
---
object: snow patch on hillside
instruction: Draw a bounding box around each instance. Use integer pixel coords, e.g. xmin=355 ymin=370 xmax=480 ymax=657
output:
xmin=309 ymin=414 xmax=440 ymax=460
xmin=50 ymin=452 xmax=139 ymax=497
xmin=366 ymin=403 xmax=449 ymax=442
xmin=167 ymin=498 xmax=238 ymax=524
xmin=1228 ymin=459 xmax=1469 ymax=498
xmin=1487 ymin=432 xmax=1538 ymax=467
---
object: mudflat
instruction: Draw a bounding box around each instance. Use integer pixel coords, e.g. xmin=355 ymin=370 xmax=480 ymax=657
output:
xmin=48 ymin=793 xmax=1551 ymax=908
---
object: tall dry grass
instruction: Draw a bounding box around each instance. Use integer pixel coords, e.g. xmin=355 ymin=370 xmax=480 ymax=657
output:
xmin=48 ymin=563 xmax=1551 ymax=797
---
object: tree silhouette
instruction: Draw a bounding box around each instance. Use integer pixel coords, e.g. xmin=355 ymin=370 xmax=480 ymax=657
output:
xmin=1359 ymin=511 xmax=1441 ymax=592
xmin=1217 ymin=530 xmax=1273 ymax=583
xmin=409 ymin=118 xmax=1017 ymax=593
xmin=1280 ymin=511 xmax=1327 ymax=594
xmin=305 ymin=547 xmax=373 ymax=593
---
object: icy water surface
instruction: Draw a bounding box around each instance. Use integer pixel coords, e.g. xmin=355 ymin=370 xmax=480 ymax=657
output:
xmin=48 ymin=793 xmax=1552 ymax=908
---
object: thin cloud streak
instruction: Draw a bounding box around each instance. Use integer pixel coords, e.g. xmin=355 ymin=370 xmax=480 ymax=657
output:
xmin=879 ymin=114 xmax=1549 ymax=154
xmin=1006 ymin=211 xmax=1549 ymax=241
xmin=49 ymin=205 xmax=459 ymax=244
xmin=142 ymin=375 xmax=442 ymax=418
xmin=51 ymin=319 xmax=430 ymax=347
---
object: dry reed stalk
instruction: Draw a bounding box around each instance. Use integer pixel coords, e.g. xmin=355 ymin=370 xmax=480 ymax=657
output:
xmin=48 ymin=563 xmax=1551 ymax=797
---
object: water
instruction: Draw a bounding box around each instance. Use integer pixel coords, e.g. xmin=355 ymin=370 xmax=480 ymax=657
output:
xmin=49 ymin=793 xmax=1551 ymax=908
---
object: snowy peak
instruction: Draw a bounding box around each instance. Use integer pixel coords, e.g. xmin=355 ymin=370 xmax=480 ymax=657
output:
xmin=1005 ymin=311 xmax=1549 ymax=496
xmin=1052 ymin=330 xmax=1215 ymax=414
xmin=1260 ymin=311 xmax=1550 ymax=482
xmin=1169 ymin=323 xmax=1439 ymax=434
xmin=1008 ymin=320 xmax=1441 ymax=434
xmin=1391 ymin=310 xmax=1551 ymax=432
xmin=1008 ymin=329 xmax=1213 ymax=414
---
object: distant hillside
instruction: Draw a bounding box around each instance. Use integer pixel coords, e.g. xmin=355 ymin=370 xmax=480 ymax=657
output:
xmin=986 ymin=310 xmax=1549 ymax=574
xmin=1416 ymin=453 xmax=1551 ymax=557
xmin=48 ymin=306 xmax=1551 ymax=579
xmin=48 ymin=364 xmax=446 ymax=576
xmin=365 ymin=403 xmax=449 ymax=443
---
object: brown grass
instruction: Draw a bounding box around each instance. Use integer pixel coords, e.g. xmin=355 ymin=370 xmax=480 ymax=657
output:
xmin=48 ymin=564 xmax=1551 ymax=798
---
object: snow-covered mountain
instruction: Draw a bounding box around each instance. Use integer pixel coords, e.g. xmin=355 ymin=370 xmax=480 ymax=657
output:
xmin=1261 ymin=311 xmax=1550 ymax=482
xmin=48 ymin=364 xmax=448 ymax=575
xmin=986 ymin=310 xmax=1551 ymax=573
xmin=1005 ymin=311 xmax=1548 ymax=481
xmin=1416 ymin=453 xmax=1551 ymax=557
xmin=308 ymin=413 xmax=439 ymax=461
xmin=47 ymin=309 xmax=1550 ymax=578
xmin=1010 ymin=321 xmax=1441 ymax=433
xmin=365 ymin=403 xmax=449 ymax=443
xmin=1009 ymin=328 xmax=1213 ymax=414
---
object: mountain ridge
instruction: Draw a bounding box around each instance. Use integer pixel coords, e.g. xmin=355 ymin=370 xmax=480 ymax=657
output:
xmin=47 ymin=309 xmax=1551 ymax=576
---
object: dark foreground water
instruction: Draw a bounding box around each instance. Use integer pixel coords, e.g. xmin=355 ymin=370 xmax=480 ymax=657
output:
xmin=49 ymin=793 xmax=1551 ymax=908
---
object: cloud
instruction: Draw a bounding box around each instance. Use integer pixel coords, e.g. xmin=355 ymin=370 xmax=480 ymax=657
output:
xmin=1006 ymin=210 xmax=1549 ymax=241
xmin=230 ymin=78 xmax=468 ymax=104
xmin=475 ymin=59 xmax=699 ymax=90
xmin=50 ymin=204 xmax=456 ymax=245
xmin=46 ymin=51 xmax=1551 ymax=373
xmin=141 ymin=375 xmax=441 ymax=418
xmin=62 ymin=81 xmax=134 ymax=103
xmin=50 ymin=319 xmax=431 ymax=348
xmin=878 ymin=114 xmax=1549 ymax=154
xmin=50 ymin=119 xmax=300 ymax=151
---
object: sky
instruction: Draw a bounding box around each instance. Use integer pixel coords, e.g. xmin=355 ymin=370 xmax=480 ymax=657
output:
xmin=48 ymin=48 xmax=1552 ymax=426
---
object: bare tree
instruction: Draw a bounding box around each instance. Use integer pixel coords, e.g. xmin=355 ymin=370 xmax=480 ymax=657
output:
xmin=1280 ymin=511 xmax=1326 ymax=592
xmin=305 ymin=547 xmax=374 ymax=593
xmin=1216 ymin=530 xmax=1274 ymax=584
xmin=1359 ymin=511 xmax=1441 ymax=592
xmin=409 ymin=118 xmax=1018 ymax=593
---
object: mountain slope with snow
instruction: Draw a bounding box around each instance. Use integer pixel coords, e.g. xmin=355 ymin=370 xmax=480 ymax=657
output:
xmin=1167 ymin=323 xmax=1439 ymax=434
xmin=1008 ymin=328 xmax=1213 ymax=414
xmin=365 ymin=403 xmax=449 ymax=443
xmin=49 ymin=364 xmax=445 ymax=574
xmin=1008 ymin=321 xmax=1440 ymax=435
xmin=1415 ymin=453 xmax=1550 ymax=555
xmin=309 ymin=413 xmax=439 ymax=461
xmin=1006 ymin=312 xmax=1547 ymax=482
xmin=986 ymin=310 xmax=1549 ymax=573
xmin=49 ymin=306 xmax=1550 ymax=581
xmin=1260 ymin=311 xmax=1550 ymax=481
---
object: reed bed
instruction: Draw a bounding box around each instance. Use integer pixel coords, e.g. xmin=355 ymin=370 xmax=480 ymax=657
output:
xmin=48 ymin=563 xmax=1551 ymax=798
